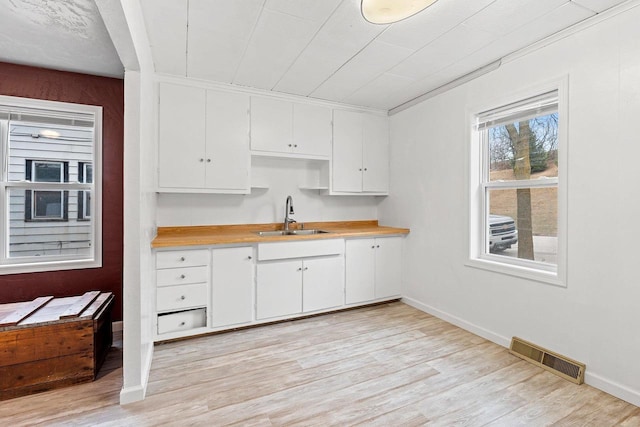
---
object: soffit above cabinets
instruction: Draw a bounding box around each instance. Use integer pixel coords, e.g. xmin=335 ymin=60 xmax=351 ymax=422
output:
xmin=139 ymin=0 xmax=628 ymax=111
xmin=0 ymin=0 xmax=123 ymax=78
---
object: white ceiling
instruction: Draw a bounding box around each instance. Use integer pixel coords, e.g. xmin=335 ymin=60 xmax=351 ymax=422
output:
xmin=140 ymin=0 xmax=627 ymax=110
xmin=0 ymin=0 xmax=628 ymax=110
xmin=0 ymin=0 xmax=123 ymax=78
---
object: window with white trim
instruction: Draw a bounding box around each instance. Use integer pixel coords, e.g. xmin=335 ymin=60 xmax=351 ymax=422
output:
xmin=0 ymin=95 xmax=102 ymax=274
xmin=470 ymin=87 xmax=566 ymax=285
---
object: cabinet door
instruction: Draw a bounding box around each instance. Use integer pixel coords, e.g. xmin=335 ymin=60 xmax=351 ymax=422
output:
xmin=250 ymin=97 xmax=292 ymax=153
xmin=375 ymin=237 xmax=402 ymax=298
xmin=205 ymin=90 xmax=250 ymax=191
xmin=211 ymin=247 xmax=254 ymax=327
xmin=158 ymin=83 xmax=206 ymax=188
xmin=256 ymin=260 xmax=302 ymax=319
xmin=293 ymin=103 xmax=331 ymax=157
xmin=345 ymin=239 xmax=375 ymax=304
xmin=303 ymin=256 xmax=344 ymax=312
xmin=332 ymin=110 xmax=363 ymax=192
xmin=362 ymin=114 xmax=389 ymax=193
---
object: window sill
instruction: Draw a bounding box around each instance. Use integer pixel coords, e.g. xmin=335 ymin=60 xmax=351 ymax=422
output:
xmin=465 ymin=257 xmax=566 ymax=288
xmin=0 ymin=258 xmax=101 ymax=276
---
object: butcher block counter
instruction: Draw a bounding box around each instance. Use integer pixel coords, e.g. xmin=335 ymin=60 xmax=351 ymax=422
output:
xmin=151 ymin=220 xmax=409 ymax=248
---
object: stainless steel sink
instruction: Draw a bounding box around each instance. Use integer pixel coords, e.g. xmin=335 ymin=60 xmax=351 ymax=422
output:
xmin=255 ymin=229 xmax=330 ymax=237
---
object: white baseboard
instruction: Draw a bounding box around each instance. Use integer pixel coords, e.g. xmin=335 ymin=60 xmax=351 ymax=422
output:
xmin=401 ymin=296 xmax=640 ymax=408
xmin=119 ymin=343 xmax=154 ymax=405
xmin=401 ymin=296 xmax=511 ymax=347
xmin=112 ymin=321 xmax=123 ymax=332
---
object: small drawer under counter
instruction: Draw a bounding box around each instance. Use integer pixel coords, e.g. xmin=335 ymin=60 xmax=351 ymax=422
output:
xmin=158 ymin=308 xmax=207 ymax=335
xmin=157 ymin=283 xmax=208 ymax=312
xmin=157 ymin=249 xmax=209 ymax=269
xmin=157 ymin=265 xmax=208 ymax=287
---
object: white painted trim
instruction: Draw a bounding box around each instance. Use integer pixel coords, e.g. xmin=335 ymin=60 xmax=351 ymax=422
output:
xmin=401 ymin=296 xmax=511 ymax=348
xmin=153 ymin=73 xmax=388 ymax=116
xmin=119 ymin=343 xmax=154 ymax=405
xmin=402 ymin=296 xmax=640 ymax=407
xmin=585 ymin=371 xmax=640 ymax=407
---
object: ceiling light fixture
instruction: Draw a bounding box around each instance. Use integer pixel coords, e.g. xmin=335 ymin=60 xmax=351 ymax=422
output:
xmin=361 ymin=0 xmax=439 ymax=24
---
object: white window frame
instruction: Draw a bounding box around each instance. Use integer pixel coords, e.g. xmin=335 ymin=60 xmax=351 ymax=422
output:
xmin=467 ymin=78 xmax=568 ymax=287
xmin=0 ymin=95 xmax=102 ymax=275
xmin=29 ymin=160 xmax=67 ymax=221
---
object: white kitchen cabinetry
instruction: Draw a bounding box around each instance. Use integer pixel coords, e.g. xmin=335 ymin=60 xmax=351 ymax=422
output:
xmin=251 ymin=97 xmax=331 ymax=158
xmin=256 ymin=239 xmax=344 ymax=319
xmin=256 ymin=256 xmax=344 ymax=319
xmin=332 ymin=110 xmax=389 ymax=194
xmin=211 ymin=246 xmax=254 ymax=327
xmin=157 ymin=82 xmax=250 ymax=193
xmin=345 ymin=237 xmax=402 ymax=304
xmin=155 ymin=249 xmax=210 ymax=338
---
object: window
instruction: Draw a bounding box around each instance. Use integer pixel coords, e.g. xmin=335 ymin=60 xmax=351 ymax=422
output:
xmin=78 ymin=162 xmax=92 ymax=220
xmin=25 ymin=160 xmax=69 ymax=221
xmin=0 ymin=95 xmax=102 ymax=274
xmin=469 ymin=84 xmax=567 ymax=285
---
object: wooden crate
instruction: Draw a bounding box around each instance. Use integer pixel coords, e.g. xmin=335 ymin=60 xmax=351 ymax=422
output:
xmin=0 ymin=291 xmax=114 ymax=401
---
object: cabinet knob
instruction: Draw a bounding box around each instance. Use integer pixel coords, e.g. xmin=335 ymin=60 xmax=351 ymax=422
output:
xmin=371 ymin=246 xmax=375 ymax=249
xmin=180 ymin=295 xmax=186 ymax=300
xmin=288 ymin=144 xmax=292 ymax=147
xmin=180 ymin=274 xmax=186 ymax=279
xmin=376 ymin=245 xmax=380 ymax=248
xmin=297 ymin=267 xmax=302 ymax=271
xmin=247 ymin=255 xmax=252 ymax=260
xmin=199 ymin=158 xmax=204 ymax=162
xmin=359 ymin=168 xmax=362 ymax=171
xmin=364 ymin=168 xmax=368 ymax=171
xmin=180 ymin=321 xmax=186 ymax=327
xmin=294 ymin=144 xmax=298 ymax=148
xmin=180 ymin=257 xmax=185 ymax=261
xmin=207 ymin=158 xmax=211 ymax=163
xmin=303 ymin=267 xmax=308 ymax=271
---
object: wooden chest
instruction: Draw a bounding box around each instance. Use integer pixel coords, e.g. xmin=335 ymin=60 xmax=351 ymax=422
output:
xmin=0 ymin=291 xmax=114 ymax=400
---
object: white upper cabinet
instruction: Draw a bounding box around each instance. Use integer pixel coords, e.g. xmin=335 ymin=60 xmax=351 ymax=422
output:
xmin=157 ymin=82 xmax=250 ymax=193
xmin=293 ymin=103 xmax=332 ymax=157
xmin=251 ymin=96 xmax=331 ymax=158
xmin=332 ymin=110 xmax=389 ymax=194
xmin=158 ymin=83 xmax=206 ymax=189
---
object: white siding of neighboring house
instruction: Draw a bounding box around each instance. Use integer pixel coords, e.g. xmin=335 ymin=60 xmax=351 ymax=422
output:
xmin=7 ymin=121 xmax=93 ymax=258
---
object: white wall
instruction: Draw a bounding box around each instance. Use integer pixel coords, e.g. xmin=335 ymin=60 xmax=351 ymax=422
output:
xmin=380 ymin=5 xmax=640 ymax=406
xmin=157 ymin=156 xmax=381 ymax=226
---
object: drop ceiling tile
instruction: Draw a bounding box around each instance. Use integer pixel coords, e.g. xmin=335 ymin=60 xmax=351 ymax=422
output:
xmin=571 ymin=0 xmax=628 ymax=13
xmin=311 ymin=40 xmax=414 ymax=101
xmin=377 ymin=0 xmax=495 ymax=51
xmin=389 ymin=24 xmax=499 ymax=80
xmin=233 ymin=8 xmax=322 ymax=90
xmin=273 ymin=0 xmax=387 ymax=96
xmin=187 ymin=0 xmax=263 ymax=82
xmin=462 ymin=0 xmax=568 ymax=37
xmin=265 ymin=0 xmax=342 ymax=22
xmin=140 ymin=0 xmax=188 ymax=76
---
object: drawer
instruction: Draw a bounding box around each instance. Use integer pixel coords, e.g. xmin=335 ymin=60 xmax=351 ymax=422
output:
xmin=157 ymin=283 xmax=208 ymax=312
xmin=157 ymin=308 xmax=207 ymax=335
xmin=156 ymin=249 xmax=209 ymax=269
xmin=258 ymin=238 xmax=344 ymax=261
xmin=157 ymin=266 xmax=208 ymax=287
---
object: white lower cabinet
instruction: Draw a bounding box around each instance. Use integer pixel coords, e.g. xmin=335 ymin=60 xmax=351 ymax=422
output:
xmin=211 ymin=246 xmax=254 ymax=327
xmin=346 ymin=237 xmax=402 ymax=304
xmin=256 ymin=256 xmax=344 ymax=320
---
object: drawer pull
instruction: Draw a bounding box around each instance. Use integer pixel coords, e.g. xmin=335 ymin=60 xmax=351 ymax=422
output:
xmin=247 ymin=255 xmax=252 ymax=260
xmin=180 ymin=257 xmax=185 ymax=262
xmin=180 ymin=274 xmax=186 ymax=279
xmin=180 ymin=321 xmax=186 ymax=326
xmin=297 ymin=267 xmax=302 ymax=271
xmin=371 ymin=245 xmax=375 ymax=249
xmin=180 ymin=295 xmax=186 ymax=300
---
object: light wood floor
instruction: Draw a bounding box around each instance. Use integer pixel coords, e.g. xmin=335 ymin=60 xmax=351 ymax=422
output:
xmin=1 ymin=302 xmax=638 ymax=426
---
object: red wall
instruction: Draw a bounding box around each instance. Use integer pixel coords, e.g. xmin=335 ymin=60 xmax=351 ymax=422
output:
xmin=0 ymin=62 xmax=124 ymax=320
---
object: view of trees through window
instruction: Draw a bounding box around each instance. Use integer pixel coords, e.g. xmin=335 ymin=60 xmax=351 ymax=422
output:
xmin=486 ymin=112 xmax=559 ymax=264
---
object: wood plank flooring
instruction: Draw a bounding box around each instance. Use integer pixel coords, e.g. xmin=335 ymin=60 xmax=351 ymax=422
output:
xmin=1 ymin=302 xmax=638 ymax=426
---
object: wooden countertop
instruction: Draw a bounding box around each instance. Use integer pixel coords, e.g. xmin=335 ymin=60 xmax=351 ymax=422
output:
xmin=151 ymin=220 xmax=409 ymax=248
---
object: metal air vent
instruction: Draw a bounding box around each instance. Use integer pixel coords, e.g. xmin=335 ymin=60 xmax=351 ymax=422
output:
xmin=509 ymin=337 xmax=585 ymax=384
